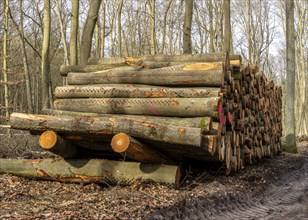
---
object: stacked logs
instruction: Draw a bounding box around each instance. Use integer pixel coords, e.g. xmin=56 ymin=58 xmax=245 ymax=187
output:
xmin=9 ymin=52 xmax=282 ymax=184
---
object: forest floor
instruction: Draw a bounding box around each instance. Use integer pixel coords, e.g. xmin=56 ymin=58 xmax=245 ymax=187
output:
xmin=0 ymin=129 xmax=307 ymax=220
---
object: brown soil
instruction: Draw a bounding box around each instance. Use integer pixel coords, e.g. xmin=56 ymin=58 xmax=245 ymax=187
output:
xmin=0 ymin=129 xmax=307 ymax=219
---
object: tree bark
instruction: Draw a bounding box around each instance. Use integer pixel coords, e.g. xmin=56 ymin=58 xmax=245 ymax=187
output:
xmin=223 ymin=0 xmax=231 ymax=52
xmin=80 ymin=0 xmax=102 ymax=65
xmin=149 ymin=0 xmax=157 ymax=55
xmin=10 ymin=113 xmax=203 ymax=147
xmin=70 ymin=0 xmax=79 ymax=65
xmin=41 ymin=0 xmax=51 ymax=109
xmin=39 ymin=130 xmax=79 ymax=158
xmin=54 ymin=85 xmax=222 ymax=99
xmin=117 ymin=0 xmax=123 ymax=56
xmin=100 ymin=0 xmax=106 ymax=58
xmin=183 ymin=0 xmax=193 ymax=54
xmin=111 ymin=133 xmax=171 ymax=164
xmin=0 ymin=158 xmax=181 ymax=187
xmin=59 ymin=64 xmax=130 ymax=76
xmin=3 ymin=0 xmax=9 ymax=119
xmin=53 ymin=97 xmax=222 ymax=118
xmin=283 ymin=0 xmax=297 ymax=153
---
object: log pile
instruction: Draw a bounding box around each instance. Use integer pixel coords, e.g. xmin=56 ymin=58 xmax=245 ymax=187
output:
xmin=8 ymin=52 xmax=282 ymax=185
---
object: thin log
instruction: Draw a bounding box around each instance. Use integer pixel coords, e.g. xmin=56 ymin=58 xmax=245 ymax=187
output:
xmin=0 ymin=158 xmax=181 ymax=187
xmin=111 ymin=133 xmax=171 ymax=164
xmin=87 ymin=57 xmax=127 ymax=65
xmin=66 ymin=68 xmax=226 ymax=87
xmin=53 ymin=97 xmax=222 ymax=118
xmin=42 ymin=109 xmax=213 ymax=133
xmin=54 ymin=85 xmax=222 ymax=99
xmin=59 ymin=65 xmax=136 ymax=76
xmin=39 ymin=130 xmax=79 ymax=158
xmin=10 ymin=113 xmax=203 ymax=147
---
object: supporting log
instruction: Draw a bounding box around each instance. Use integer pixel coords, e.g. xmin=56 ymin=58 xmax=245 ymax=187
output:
xmin=10 ymin=113 xmax=203 ymax=147
xmin=111 ymin=133 xmax=171 ymax=164
xmin=39 ymin=130 xmax=79 ymax=158
xmin=0 ymin=158 xmax=181 ymax=187
xmin=54 ymin=85 xmax=222 ymax=99
xmin=54 ymin=97 xmax=222 ymax=118
xmin=66 ymin=68 xmax=226 ymax=87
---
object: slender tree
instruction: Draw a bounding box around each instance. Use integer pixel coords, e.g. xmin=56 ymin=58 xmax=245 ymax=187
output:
xmin=80 ymin=0 xmax=102 ymax=65
xmin=117 ymin=0 xmax=124 ymax=56
xmin=223 ymin=0 xmax=231 ymax=52
xmin=3 ymin=0 xmax=9 ymax=118
xmin=41 ymin=0 xmax=51 ymax=109
xmin=100 ymin=0 xmax=106 ymax=58
xmin=183 ymin=0 xmax=193 ymax=54
xmin=70 ymin=0 xmax=79 ymax=65
xmin=149 ymin=0 xmax=157 ymax=55
xmin=284 ymin=0 xmax=297 ymax=153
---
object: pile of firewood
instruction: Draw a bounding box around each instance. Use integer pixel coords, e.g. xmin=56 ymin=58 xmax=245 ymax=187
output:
xmin=7 ymin=52 xmax=282 ymax=186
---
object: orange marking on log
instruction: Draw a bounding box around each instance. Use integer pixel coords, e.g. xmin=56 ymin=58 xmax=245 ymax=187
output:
xmin=25 ymin=159 xmax=44 ymax=164
xmin=183 ymin=63 xmax=222 ymax=71
xmin=36 ymin=169 xmax=50 ymax=178
xmin=178 ymin=128 xmax=186 ymax=135
xmin=145 ymin=91 xmax=166 ymax=98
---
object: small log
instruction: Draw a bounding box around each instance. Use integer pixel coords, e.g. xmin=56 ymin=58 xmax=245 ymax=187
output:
xmin=53 ymin=97 xmax=222 ymax=118
xmin=39 ymin=130 xmax=79 ymax=158
xmin=54 ymin=85 xmax=222 ymax=99
xmin=111 ymin=133 xmax=171 ymax=164
xmin=59 ymin=64 xmax=135 ymax=76
xmin=66 ymin=68 xmax=226 ymax=87
xmin=87 ymin=57 xmax=127 ymax=65
xmin=0 ymin=158 xmax=181 ymax=187
xmin=10 ymin=113 xmax=202 ymax=147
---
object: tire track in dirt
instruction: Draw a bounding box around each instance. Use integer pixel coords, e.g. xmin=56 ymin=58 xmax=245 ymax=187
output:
xmin=147 ymin=154 xmax=308 ymax=220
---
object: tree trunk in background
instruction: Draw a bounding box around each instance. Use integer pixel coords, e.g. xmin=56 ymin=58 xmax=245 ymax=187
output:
xmin=246 ymin=0 xmax=252 ymax=62
xmin=223 ymin=0 xmax=231 ymax=52
xmin=18 ymin=1 xmax=34 ymax=113
xmin=117 ymin=0 xmax=124 ymax=56
xmin=183 ymin=0 xmax=193 ymax=54
xmin=161 ymin=0 xmax=173 ymax=54
xmin=41 ymin=0 xmax=51 ymax=109
xmin=100 ymin=1 xmax=106 ymax=58
xmin=3 ymin=0 xmax=9 ymax=118
xmin=284 ymin=0 xmax=297 ymax=153
xmin=208 ymin=0 xmax=215 ymax=52
xmin=70 ymin=0 xmax=79 ymax=65
xmin=80 ymin=0 xmax=102 ymax=65
xmin=149 ymin=0 xmax=157 ymax=55
xmin=55 ymin=0 xmax=69 ymax=65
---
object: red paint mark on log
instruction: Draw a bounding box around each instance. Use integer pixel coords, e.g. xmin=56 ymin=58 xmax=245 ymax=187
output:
xmin=228 ymin=112 xmax=233 ymax=124
xmin=218 ymin=103 xmax=223 ymax=115
xmin=220 ymin=115 xmax=226 ymax=125
xmin=149 ymin=104 xmax=157 ymax=114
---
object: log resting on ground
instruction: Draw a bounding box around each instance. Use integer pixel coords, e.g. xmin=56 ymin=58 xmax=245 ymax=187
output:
xmin=10 ymin=113 xmax=203 ymax=147
xmin=0 ymin=158 xmax=181 ymax=187
xmin=53 ymin=97 xmax=222 ymax=118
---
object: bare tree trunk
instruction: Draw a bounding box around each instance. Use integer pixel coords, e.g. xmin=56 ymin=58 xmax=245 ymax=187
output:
xmin=3 ymin=0 xmax=9 ymax=118
xmin=70 ymin=0 xmax=79 ymax=65
xmin=117 ymin=0 xmax=124 ymax=56
xmin=41 ymin=0 xmax=51 ymax=109
xmin=161 ymin=0 xmax=173 ymax=54
xmin=149 ymin=0 xmax=157 ymax=55
xmin=55 ymin=0 xmax=69 ymax=65
xmin=208 ymin=0 xmax=215 ymax=52
xmin=100 ymin=1 xmax=106 ymax=58
xmin=223 ymin=0 xmax=231 ymax=52
xmin=80 ymin=0 xmax=102 ymax=65
xmin=284 ymin=0 xmax=297 ymax=152
xmin=246 ymin=0 xmax=252 ymax=62
xmin=183 ymin=0 xmax=193 ymax=54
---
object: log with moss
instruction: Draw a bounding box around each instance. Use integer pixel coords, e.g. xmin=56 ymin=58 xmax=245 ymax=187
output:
xmin=66 ymin=67 xmax=227 ymax=87
xmin=53 ymin=97 xmax=222 ymax=118
xmin=0 ymin=158 xmax=181 ymax=187
xmin=54 ymin=85 xmax=222 ymax=99
xmin=10 ymin=113 xmax=203 ymax=147
xmin=42 ymin=109 xmax=213 ymax=134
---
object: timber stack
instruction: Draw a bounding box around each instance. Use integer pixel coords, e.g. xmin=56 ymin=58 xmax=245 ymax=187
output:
xmin=7 ymin=52 xmax=282 ymax=187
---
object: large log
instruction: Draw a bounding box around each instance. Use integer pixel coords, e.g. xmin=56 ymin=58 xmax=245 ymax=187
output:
xmin=66 ymin=67 xmax=226 ymax=87
xmin=111 ymin=133 xmax=171 ymax=164
xmin=54 ymin=85 xmax=222 ymax=99
xmin=53 ymin=97 xmax=222 ymax=118
xmin=39 ymin=130 xmax=79 ymax=158
xmin=0 ymin=158 xmax=181 ymax=187
xmin=59 ymin=65 xmax=137 ymax=76
xmin=42 ymin=109 xmax=213 ymax=133
xmin=10 ymin=113 xmax=203 ymax=147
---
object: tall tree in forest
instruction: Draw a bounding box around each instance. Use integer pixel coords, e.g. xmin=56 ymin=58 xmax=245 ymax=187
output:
xmin=80 ymin=0 xmax=102 ymax=65
xmin=149 ymin=0 xmax=157 ymax=55
xmin=41 ymin=0 xmax=51 ymax=109
xmin=3 ymin=0 xmax=9 ymax=118
xmin=246 ymin=0 xmax=252 ymax=62
xmin=183 ymin=0 xmax=193 ymax=54
xmin=223 ymin=0 xmax=231 ymax=52
xmin=161 ymin=0 xmax=173 ymax=53
xmin=9 ymin=1 xmax=34 ymax=113
xmin=100 ymin=1 xmax=106 ymax=57
xmin=70 ymin=0 xmax=79 ymax=65
xmin=284 ymin=0 xmax=297 ymax=153
xmin=117 ymin=0 xmax=124 ymax=56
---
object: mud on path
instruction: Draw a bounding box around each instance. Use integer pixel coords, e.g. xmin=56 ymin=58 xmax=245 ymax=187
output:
xmin=0 ymin=131 xmax=307 ymax=219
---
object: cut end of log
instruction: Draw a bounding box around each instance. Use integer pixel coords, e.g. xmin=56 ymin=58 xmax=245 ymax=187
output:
xmin=39 ymin=131 xmax=57 ymax=149
xmin=111 ymin=133 xmax=130 ymax=153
